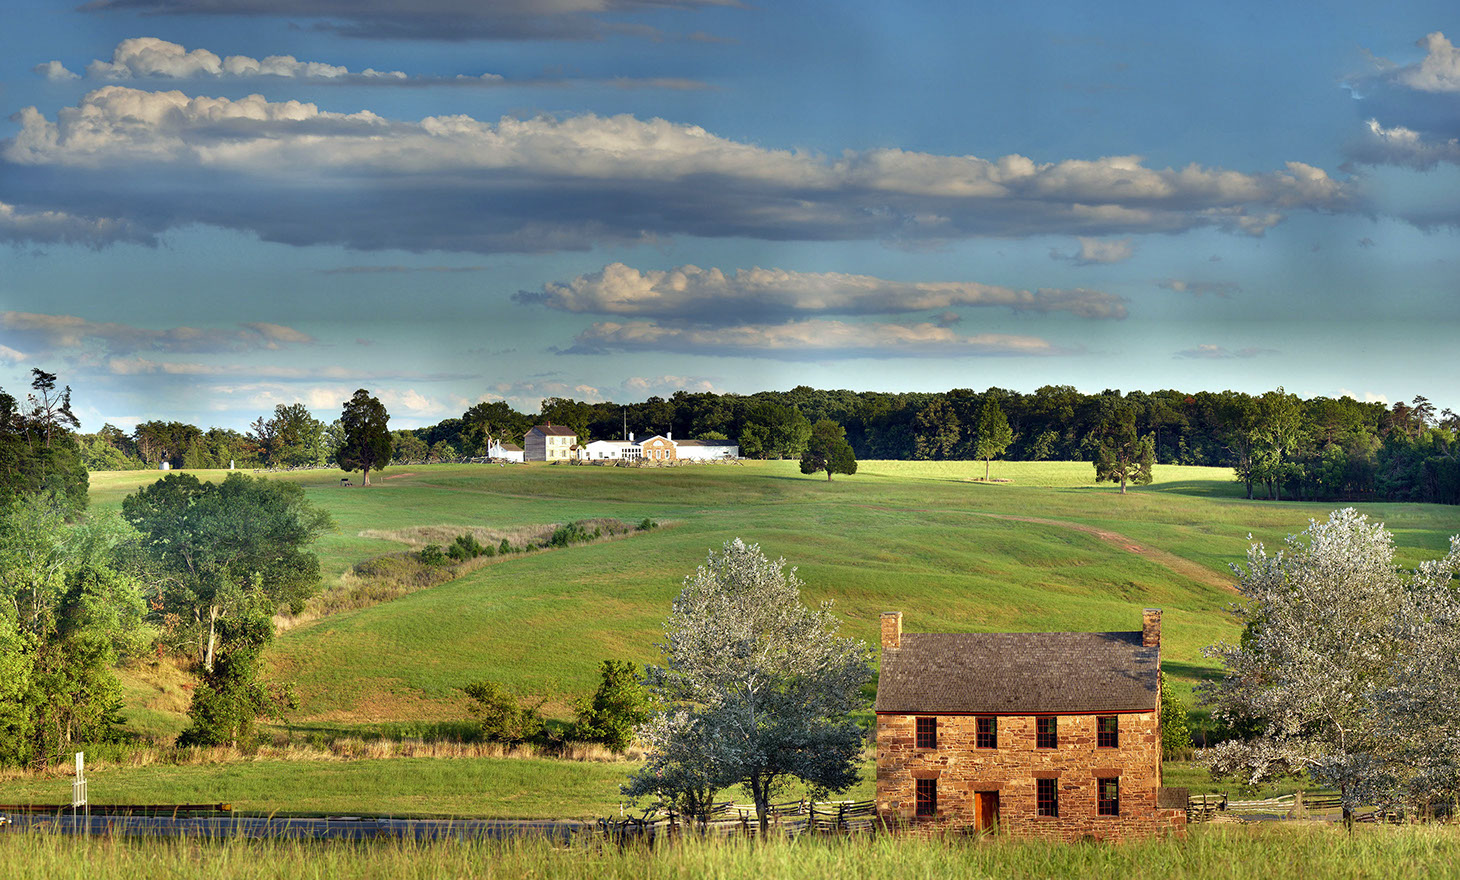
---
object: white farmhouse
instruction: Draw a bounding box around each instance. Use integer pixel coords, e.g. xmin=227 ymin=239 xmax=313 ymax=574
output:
xmin=524 ymin=424 xmax=577 ymax=462
xmin=486 ymin=440 xmax=525 ymax=463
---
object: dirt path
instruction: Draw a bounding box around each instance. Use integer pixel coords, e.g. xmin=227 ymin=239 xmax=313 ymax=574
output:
xmin=856 ymin=505 xmax=1235 ymax=592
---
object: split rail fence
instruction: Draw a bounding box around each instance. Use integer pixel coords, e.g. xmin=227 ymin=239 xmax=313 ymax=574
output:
xmin=598 ymin=799 xmax=877 ymax=842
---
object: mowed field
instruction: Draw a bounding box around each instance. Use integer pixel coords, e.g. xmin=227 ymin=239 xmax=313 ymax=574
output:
xmin=87 ymin=460 xmax=1460 ymax=733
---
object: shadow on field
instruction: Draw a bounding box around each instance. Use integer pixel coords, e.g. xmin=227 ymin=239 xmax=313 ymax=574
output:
xmin=1145 ymin=479 xmax=1247 ymax=498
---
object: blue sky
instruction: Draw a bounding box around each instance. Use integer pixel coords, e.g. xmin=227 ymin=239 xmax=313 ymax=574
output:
xmin=2 ymin=0 xmax=1457 ymax=431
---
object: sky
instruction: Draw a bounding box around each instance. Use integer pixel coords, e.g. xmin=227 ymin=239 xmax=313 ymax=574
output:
xmin=1 ymin=0 xmax=1458 ymax=432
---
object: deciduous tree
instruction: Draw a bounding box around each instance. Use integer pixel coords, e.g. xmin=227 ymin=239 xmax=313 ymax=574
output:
xmin=1198 ymin=509 xmax=1460 ymax=821
xmin=799 ymin=419 xmax=857 ymax=481
xmin=973 ymin=393 xmax=1014 ymax=481
xmin=625 ymin=539 xmax=870 ymax=834
xmin=1093 ymin=409 xmax=1154 ymax=493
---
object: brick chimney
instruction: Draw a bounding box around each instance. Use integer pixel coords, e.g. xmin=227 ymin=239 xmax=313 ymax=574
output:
xmin=881 ymin=611 xmax=902 ymax=650
xmin=1142 ymin=608 xmax=1162 ymax=648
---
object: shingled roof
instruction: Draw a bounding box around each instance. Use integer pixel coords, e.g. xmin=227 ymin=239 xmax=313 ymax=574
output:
xmin=530 ymin=424 xmax=577 ymax=437
xmin=875 ymin=630 xmax=1159 ymax=715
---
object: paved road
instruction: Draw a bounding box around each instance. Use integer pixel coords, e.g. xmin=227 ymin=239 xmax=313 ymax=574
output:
xmin=3 ymin=811 xmax=590 ymax=841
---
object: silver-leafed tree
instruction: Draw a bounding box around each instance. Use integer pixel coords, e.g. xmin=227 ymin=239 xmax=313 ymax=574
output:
xmin=625 ymin=539 xmax=870 ymax=834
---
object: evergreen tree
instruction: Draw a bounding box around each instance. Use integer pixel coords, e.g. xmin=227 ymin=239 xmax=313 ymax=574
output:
xmin=337 ymin=389 xmax=392 ymax=486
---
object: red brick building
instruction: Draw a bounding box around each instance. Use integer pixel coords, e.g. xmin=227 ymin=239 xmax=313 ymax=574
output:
xmin=874 ymin=610 xmax=1186 ymax=839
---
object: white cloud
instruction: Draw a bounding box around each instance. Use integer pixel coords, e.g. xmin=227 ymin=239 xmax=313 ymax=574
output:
xmin=0 ymin=311 xmax=316 ymax=355
xmin=33 ymin=60 xmax=79 ymax=81
xmin=565 ymin=320 xmax=1072 ymax=359
xmin=1339 ymin=388 xmax=1390 ymax=404
xmin=4 ymin=87 xmax=1352 ymax=252
xmin=1157 ymin=279 xmax=1241 ymax=297
xmin=1350 ymin=118 xmax=1460 ymax=170
xmin=1051 ymin=237 xmax=1135 ymax=265
xmin=0 ymin=200 xmax=154 ymax=247
xmin=520 ymin=262 xmax=1128 ymax=322
xmin=1173 ymin=344 xmax=1277 ymax=359
xmin=83 ymin=37 xmax=407 ymax=82
xmin=1399 ymin=32 xmax=1460 ymax=93
xmin=0 ymin=344 xmax=28 ymax=364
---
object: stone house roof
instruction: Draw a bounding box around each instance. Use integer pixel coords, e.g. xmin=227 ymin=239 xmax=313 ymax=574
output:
xmin=874 ymin=630 xmax=1159 ymax=715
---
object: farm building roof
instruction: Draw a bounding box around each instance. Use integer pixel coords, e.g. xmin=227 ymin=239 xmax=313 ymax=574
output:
xmin=874 ymin=631 xmax=1158 ymax=715
xmin=530 ymin=425 xmax=577 ymax=436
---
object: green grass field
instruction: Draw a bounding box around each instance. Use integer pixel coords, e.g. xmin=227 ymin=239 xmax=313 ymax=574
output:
xmin=70 ymin=460 xmax=1460 ymax=820
xmin=90 ymin=460 xmax=1460 ymax=727
xmin=4 ymin=824 xmax=1460 ymax=880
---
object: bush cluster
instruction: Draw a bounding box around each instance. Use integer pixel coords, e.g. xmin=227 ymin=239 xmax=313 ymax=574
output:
xmin=463 ymin=659 xmax=650 ymax=751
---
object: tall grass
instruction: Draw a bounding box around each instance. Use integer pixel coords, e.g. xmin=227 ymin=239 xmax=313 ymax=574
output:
xmin=4 ymin=824 xmax=1459 ymax=880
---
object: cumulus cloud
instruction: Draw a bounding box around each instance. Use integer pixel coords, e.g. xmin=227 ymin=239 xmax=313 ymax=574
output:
xmin=0 ymin=200 xmax=155 ymax=248
xmin=33 ymin=60 xmax=79 ymax=81
xmin=1394 ymin=32 xmax=1460 ymax=94
xmin=80 ymin=0 xmax=734 ymax=42
xmin=564 ymin=320 xmax=1072 ymax=359
xmin=83 ymin=37 xmax=408 ymax=82
xmin=2 ymin=88 xmax=1351 ymax=254
xmin=1347 ymin=118 xmax=1460 ymax=170
xmin=463 ymin=374 xmax=725 ymax=413
xmin=519 ymin=262 xmax=1128 ymax=323
xmin=1050 ymin=237 xmax=1134 ymax=265
xmin=1173 ymin=344 xmax=1277 ymax=359
xmin=0 ymin=344 xmax=28 ymax=364
xmin=0 ymin=311 xmax=315 ymax=355
xmin=1345 ymin=33 xmax=1460 ymax=171
xmin=1339 ymin=388 xmax=1390 ymax=404
xmin=57 ymin=37 xmax=704 ymax=89
xmin=1157 ymin=279 xmax=1241 ymax=297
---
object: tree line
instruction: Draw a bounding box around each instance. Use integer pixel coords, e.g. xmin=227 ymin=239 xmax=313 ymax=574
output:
xmin=72 ymin=383 xmax=1460 ymax=504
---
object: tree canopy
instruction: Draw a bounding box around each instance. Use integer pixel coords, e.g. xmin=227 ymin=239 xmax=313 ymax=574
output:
xmin=799 ymin=419 xmax=858 ymax=481
xmin=337 ymin=389 xmax=392 ymax=486
xmin=626 ymin=539 xmax=870 ymax=834
xmin=1200 ymin=508 xmax=1460 ymax=818
xmin=973 ymin=393 xmax=1014 ymax=481
xmin=1093 ymin=407 xmax=1154 ymax=493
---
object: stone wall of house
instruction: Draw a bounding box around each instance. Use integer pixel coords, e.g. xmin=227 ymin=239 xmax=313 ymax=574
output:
xmin=876 ymin=710 xmax=1185 ymax=840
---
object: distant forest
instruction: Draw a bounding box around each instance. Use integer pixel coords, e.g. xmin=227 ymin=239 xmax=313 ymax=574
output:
xmin=58 ymin=385 xmax=1460 ymax=505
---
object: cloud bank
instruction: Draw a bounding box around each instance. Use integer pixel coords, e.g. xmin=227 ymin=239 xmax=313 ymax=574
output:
xmin=2 ymin=87 xmax=1351 ymax=253
xmin=80 ymin=0 xmax=735 ymax=41
xmin=0 ymin=311 xmax=314 ymax=355
xmin=519 ymin=262 xmax=1128 ymax=322
xmin=565 ymin=320 xmax=1072 ymax=359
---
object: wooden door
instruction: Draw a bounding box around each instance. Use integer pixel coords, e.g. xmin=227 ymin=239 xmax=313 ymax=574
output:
xmin=974 ymin=791 xmax=999 ymax=832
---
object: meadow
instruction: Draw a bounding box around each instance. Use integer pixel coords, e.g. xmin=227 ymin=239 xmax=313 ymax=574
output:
xmin=4 ymin=824 xmax=1460 ymax=880
xmin=52 ymin=460 xmax=1460 ymax=819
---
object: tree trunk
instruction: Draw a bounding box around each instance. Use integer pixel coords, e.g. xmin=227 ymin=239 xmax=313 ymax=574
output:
xmin=985 ymin=457 xmax=990 ymax=481
xmin=826 ymin=469 xmax=832 ymax=482
xmin=362 ymin=466 xmax=371 ymax=487
xmin=204 ymin=604 xmax=220 ymax=673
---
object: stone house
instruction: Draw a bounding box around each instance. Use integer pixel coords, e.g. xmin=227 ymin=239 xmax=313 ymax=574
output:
xmin=523 ymin=424 xmax=577 ymax=462
xmin=874 ymin=609 xmax=1186 ymax=840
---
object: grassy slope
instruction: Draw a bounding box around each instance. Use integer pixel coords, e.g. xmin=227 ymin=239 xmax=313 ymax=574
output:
xmin=90 ymin=461 xmax=1460 ymax=725
xmin=50 ymin=462 xmax=1460 ymax=819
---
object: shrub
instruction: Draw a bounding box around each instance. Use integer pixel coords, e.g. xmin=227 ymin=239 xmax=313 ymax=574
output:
xmin=462 ymin=680 xmax=544 ymax=744
xmin=1159 ymin=671 xmax=1193 ymax=760
xmin=548 ymin=521 xmax=593 ymax=548
xmin=637 ymin=518 xmax=658 ymax=531
xmin=419 ymin=544 xmax=447 ymax=566
xmin=572 ymin=659 xmax=651 ymax=751
xmin=448 ymin=533 xmax=485 ymax=562
xmin=499 ymin=538 xmax=512 ymax=555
